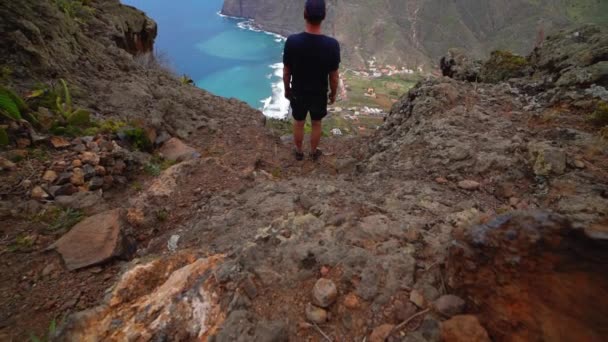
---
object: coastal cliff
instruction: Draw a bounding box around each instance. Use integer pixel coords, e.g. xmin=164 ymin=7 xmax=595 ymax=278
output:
xmin=222 ymin=0 xmax=608 ymax=69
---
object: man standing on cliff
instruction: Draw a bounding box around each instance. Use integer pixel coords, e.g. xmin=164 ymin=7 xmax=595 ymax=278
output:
xmin=283 ymin=0 xmax=340 ymax=161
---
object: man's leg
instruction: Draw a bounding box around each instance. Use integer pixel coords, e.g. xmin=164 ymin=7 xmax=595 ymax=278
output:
xmin=310 ymin=120 xmax=322 ymax=152
xmin=293 ymin=120 xmax=305 ymax=153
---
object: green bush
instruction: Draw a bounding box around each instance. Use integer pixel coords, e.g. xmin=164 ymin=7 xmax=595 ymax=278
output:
xmin=29 ymin=318 xmax=57 ymax=342
xmin=179 ymin=74 xmax=195 ymax=86
xmin=33 ymin=207 xmax=83 ymax=233
xmin=55 ymin=0 xmax=94 ymax=23
xmin=0 ymin=127 xmax=8 ymax=146
xmin=481 ymin=50 xmax=530 ymax=83
xmin=145 ymin=155 xmax=176 ymax=176
xmin=56 ymin=79 xmax=91 ymax=126
xmin=98 ymin=119 xmax=127 ymax=133
xmin=0 ymin=86 xmax=25 ymax=121
xmin=47 ymin=79 xmax=93 ymax=136
xmin=122 ymin=127 xmax=151 ymax=151
xmin=0 ymin=65 xmax=12 ymax=84
xmin=590 ymin=101 xmax=608 ymax=126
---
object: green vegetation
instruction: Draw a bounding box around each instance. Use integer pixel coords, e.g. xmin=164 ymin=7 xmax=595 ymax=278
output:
xmin=0 ymin=127 xmax=8 ymax=146
xmin=33 ymin=207 xmax=84 ymax=234
xmin=55 ymin=79 xmax=90 ymax=126
xmin=155 ymin=209 xmax=169 ymax=222
xmin=590 ymin=101 xmax=608 ymax=126
xmin=42 ymin=79 xmax=96 ymax=137
xmin=55 ymin=0 xmax=94 ymax=23
xmin=29 ymin=147 xmax=50 ymax=162
xmin=145 ymin=155 xmax=176 ymax=176
xmin=342 ymin=73 xmax=419 ymax=110
xmin=8 ymin=234 xmax=35 ymax=252
xmin=0 ymin=86 xmax=25 ymax=121
xmin=131 ymin=181 xmax=143 ymax=191
xmin=122 ymin=127 xmax=151 ymax=151
xmin=0 ymin=65 xmax=12 ymax=84
xmin=98 ymin=119 xmax=127 ymax=134
xmin=481 ymin=50 xmax=529 ymax=83
xmin=0 ymin=86 xmax=29 ymax=146
xmin=29 ymin=318 xmax=57 ymax=342
xmin=179 ymin=75 xmax=195 ymax=86
xmin=563 ymin=0 xmax=608 ymax=25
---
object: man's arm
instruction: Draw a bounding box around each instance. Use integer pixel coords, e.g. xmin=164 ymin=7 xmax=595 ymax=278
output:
xmin=328 ymin=39 xmax=341 ymax=105
xmin=328 ymin=70 xmax=339 ymax=104
xmin=284 ymin=65 xmax=292 ymax=100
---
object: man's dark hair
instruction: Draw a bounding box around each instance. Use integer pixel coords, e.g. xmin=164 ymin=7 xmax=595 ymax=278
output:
xmin=305 ymin=0 xmax=326 ymax=24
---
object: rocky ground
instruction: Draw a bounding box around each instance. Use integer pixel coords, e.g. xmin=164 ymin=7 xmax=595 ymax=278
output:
xmin=0 ymin=1 xmax=607 ymax=341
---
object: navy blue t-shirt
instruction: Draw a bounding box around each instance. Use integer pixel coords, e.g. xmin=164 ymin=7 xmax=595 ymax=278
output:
xmin=283 ymin=32 xmax=340 ymax=96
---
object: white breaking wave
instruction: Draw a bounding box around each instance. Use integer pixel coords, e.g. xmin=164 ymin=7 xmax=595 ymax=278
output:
xmin=261 ymin=63 xmax=290 ymax=119
xmin=218 ymin=11 xmax=287 ymax=42
xmin=217 ymin=11 xmax=289 ymax=118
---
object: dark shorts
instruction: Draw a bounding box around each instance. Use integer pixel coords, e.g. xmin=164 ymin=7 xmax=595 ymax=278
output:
xmin=290 ymin=93 xmax=328 ymax=121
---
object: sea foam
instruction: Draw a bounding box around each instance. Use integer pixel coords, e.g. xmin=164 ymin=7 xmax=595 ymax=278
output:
xmin=261 ymin=63 xmax=290 ymax=119
xmin=218 ymin=11 xmax=289 ymax=118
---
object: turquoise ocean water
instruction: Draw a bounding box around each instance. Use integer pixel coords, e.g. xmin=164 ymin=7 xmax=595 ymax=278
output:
xmin=121 ymin=0 xmax=289 ymax=118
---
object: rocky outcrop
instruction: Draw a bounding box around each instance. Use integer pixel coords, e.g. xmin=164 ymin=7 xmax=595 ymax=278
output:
xmin=447 ymin=212 xmax=608 ymax=341
xmin=57 ymin=253 xmax=225 ymax=340
xmin=440 ymin=49 xmax=481 ymax=82
xmin=102 ymin=2 xmax=158 ymax=55
xmin=441 ymin=25 xmax=608 ymax=93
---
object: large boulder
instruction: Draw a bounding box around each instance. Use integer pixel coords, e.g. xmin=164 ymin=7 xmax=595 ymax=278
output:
xmin=479 ymin=50 xmax=530 ymax=83
xmin=440 ymin=49 xmax=481 ymax=82
xmin=529 ymin=25 xmax=608 ymax=88
xmin=48 ymin=209 xmax=132 ymax=270
xmin=159 ymin=137 xmax=200 ymax=162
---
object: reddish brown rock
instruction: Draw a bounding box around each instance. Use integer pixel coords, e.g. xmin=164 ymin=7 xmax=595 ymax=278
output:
xmin=343 ymin=292 xmax=361 ymax=310
xmin=369 ymin=324 xmax=395 ymax=342
xmin=312 ymin=278 xmax=338 ymax=308
xmin=16 ymin=138 xmax=31 ymax=148
xmin=48 ymin=209 xmax=129 ymax=270
xmin=127 ymin=207 xmax=145 ymax=227
xmin=434 ymin=295 xmax=465 ymax=317
xmin=42 ymin=170 xmax=58 ymax=183
xmin=71 ymin=168 xmax=85 ymax=186
xmin=80 ymin=151 xmax=100 ymax=166
xmin=441 ymin=315 xmax=490 ymax=342
xmin=31 ymin=186 xmax=49 ymax=200
xmin=50 ymin=136 xmax=71 ymax=149
xmin=447 ymin=211 xmax=608 ymax=341
xmin=159 ymin=137 xmax=199 ymax=162
xmin=458 ymin=180 xmax=480 ymax=190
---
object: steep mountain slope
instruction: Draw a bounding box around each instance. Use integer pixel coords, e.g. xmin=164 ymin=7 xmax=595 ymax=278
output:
xmin=0 ymin=0 xmax=261 ymax=139
xmin=222 ymin=0 xmax=608 ymax=69
xmin=57 ymin=25 xmax=608 ymax=341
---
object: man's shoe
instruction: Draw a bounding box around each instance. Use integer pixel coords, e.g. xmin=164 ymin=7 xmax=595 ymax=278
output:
xmin=294 ymin=150 xmax=304 ymax=161
xmin=310 ymin=149 xmax=323 ymax=161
